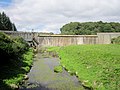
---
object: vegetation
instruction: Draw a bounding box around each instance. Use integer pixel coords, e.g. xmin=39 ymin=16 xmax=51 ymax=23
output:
xmin=111 ymin=36 xmax=120 ymax=44
xmin=0 ymin=32 xmax=33 ymax=90
xmin=0 ymin=12 xmax=17 ymax=31
xmin=48 ymin=45 xmax=120 ymax=90
xmin=60 ymin=21 xmax=120 ymax=35
xmin=54 ymin=65 xmax=63 ymax=73
xmin=0 ymin=32 xmax=29 ymax=65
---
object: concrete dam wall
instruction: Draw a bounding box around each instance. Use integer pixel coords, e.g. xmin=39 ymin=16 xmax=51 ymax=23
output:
xmin=1 ymin=31 xmax=37 ymax=41
xmin=97 ymin=33 xmax=120 ymax=44
xmin=1 ymin=30 xmax=120 ymax=46
xmin=37 ymin=33 xmax=120 ymax=46
xmin=37 ymin=35 xmax=98 ymax=46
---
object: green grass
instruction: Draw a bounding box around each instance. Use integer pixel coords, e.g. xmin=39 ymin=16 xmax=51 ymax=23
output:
xmin=46 ymin=46 xmax=61 ymax=53
xmin=54 ymin=65 xmax=63 ymax=73
xmin=48 ymin=44 xmax=120 ymax=90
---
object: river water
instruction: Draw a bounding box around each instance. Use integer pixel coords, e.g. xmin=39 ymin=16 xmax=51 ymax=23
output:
xmin=19 ymin=52 xmax=85 ymax=90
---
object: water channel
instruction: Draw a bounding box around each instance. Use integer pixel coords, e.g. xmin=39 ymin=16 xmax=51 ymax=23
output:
xmin=19 ymin=50 xmax=86 ymax=90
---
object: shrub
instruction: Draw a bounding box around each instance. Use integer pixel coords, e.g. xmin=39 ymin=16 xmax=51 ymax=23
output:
xmin=12 ymin=36 xmax=29 ymax=52
xmin=111 ymin=36 xmax=120 ymax=44
xmin=0 ymin=32 xmax=33 ymax=90
xmin=0 ymin=32 xmax=29 ymax=65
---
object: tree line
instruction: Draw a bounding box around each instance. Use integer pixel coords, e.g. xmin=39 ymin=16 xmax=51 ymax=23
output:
xmin=60 ymin=21 xmax=120 ymax=35
xmin=0 ymin=12 xmax=17 ymax=31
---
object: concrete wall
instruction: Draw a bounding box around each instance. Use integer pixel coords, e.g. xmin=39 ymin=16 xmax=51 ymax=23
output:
xmin=1 ymin=30 xmax=120 ymax=46
xmin=37 ymin=35 xmax=98 ymax=46
xmin=97 ymin=33 xmax=120 ymax=44
xmin=0 ymin=31 xmax=37 ymax=41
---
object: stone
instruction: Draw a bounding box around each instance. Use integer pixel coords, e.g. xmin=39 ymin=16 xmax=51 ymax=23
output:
xmin=24 ymin=75 xmax=29 ymax=80
xmin=10 ymin=84 xmax=19 ymax=89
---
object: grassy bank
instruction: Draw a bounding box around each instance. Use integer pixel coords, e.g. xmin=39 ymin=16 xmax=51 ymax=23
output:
xmin=0 ymin=48 xmax=33 ymax=90
xmin=0 ymin=32 xmax=34 ymax=90
xmin=48 ymin=44 xmax=120 ymax=90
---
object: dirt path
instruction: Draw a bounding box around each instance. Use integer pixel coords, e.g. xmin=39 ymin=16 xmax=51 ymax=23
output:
xmin=19 ymin=52 xmax=85 ymax=90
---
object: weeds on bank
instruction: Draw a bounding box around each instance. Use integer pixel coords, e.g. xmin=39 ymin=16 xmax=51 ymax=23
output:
xmin=48 ymin=45 xmax=120 ymax=90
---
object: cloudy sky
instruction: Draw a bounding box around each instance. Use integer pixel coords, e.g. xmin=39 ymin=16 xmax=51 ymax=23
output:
xmin=0 ymin=0 xmax=120 ymax=33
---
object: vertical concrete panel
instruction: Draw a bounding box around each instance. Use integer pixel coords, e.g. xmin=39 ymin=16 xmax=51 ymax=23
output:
xmin=77 ymin=37 xmax=83 ymax=44
xmin=97 ymin=33 xmax=105 ymax=44
xmin=3 ymin=31 xmax=120 ymax=46
xmin=97 ymin=33 xmax=120 ymax=44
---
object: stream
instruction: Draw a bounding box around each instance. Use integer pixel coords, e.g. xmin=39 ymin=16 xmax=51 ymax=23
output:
xmin=19 ymin=50 xmax=86 ymax=90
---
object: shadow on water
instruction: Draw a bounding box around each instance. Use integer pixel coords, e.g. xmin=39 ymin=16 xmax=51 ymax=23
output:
xmin=19 ymin=82 xmax=51 ymax=90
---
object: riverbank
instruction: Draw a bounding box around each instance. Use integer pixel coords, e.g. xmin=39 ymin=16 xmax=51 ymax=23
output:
xmin=19 ymin=48 xmax=85 ymax=90
xmin=0 ymin=48 xmax=34 ymax=90
xmin=47 ymin=44 xmax=120 ymax=90
xmin=0 ymin=32 xmax=34 ymax=90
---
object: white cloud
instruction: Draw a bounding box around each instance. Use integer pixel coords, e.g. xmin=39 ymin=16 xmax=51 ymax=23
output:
xmin=0 ymin=0 xmax=120 ymax=33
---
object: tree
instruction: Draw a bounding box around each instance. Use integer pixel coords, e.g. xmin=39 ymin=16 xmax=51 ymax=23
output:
xmin=0 ymin=13 xmax=4 ymax=29
xmin=60 ymin=21 xmax=120 ymax=35
xmin=102 ymin=23 xmax=112 ymax=32
xmin=60 ymin=22 xmax=80 ymax=35
xmin=0 ymin=12 xmax=17 ymax=31
xmin=12 ymin=23 xmax=17 ymax=31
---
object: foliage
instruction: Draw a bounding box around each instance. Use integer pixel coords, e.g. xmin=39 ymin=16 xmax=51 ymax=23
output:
xmin=0 ymin=32 xmax=33 ymax=90
xmin=12 ymin=36 xmax=29 ymax=51
xmin=54 ymin=65 xmax=63 ymax=73
xmin=0 ymin=32 xmax=29 ymax=65
xmin=111 ymin=36 xmax=120 ymax=44
xmin=50 ymin=45 xmax=120 ymax=90
xmin=46 ymin=46 xmax=61 ymax=53
xmin=3 ymin=48 xmax=33 ymax=86
xmin=60 ymin=21 xmax=120 ymax=35
xmin=0 ymin=12 xmax=17 ymax=31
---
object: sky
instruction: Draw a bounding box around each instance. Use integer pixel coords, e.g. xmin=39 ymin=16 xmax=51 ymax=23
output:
xmin=0 ymin=0 xmax=12 ymax=7
xmin=0 ymin=0 xmax=120 ymax=33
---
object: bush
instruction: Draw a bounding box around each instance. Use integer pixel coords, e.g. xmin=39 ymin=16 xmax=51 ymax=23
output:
xmin=111 ymin=36 xmax=120 ymax=44
xmin=12 ymin=36 xmax=29 ymax=52
xmin=0 ymin=32 xmax=33 ymax=90
xmin=0 ymin=32 xmax=29 ymax=65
